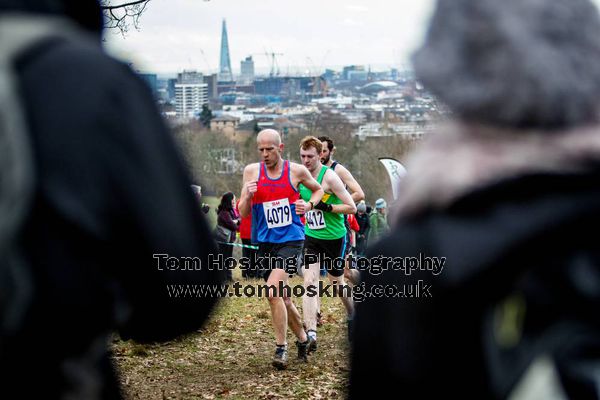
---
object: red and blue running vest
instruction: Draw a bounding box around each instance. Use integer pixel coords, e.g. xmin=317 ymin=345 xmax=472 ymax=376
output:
xmin=251 ymin=160 xmax=305 ymax=243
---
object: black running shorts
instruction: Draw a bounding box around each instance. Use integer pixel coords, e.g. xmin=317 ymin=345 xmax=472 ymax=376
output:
xmin=303 ymin=235 xmax=347 ymax=277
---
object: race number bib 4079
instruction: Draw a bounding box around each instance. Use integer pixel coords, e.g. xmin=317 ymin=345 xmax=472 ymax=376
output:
xmin=305 ymin=210 xmax=326 ymax=230
xmin=263 ymin=198 xmax=292 ymax=229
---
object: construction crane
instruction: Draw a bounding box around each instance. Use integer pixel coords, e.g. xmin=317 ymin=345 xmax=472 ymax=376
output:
xmin=199 ymin=48 xmax=214 ymax=74
xmin=265 ymin=50 xmax=283 ymax=77
xmin=306 ymin=51 xmax=330 ymax=97
xmin=249 ymin=51 xmax=284 ymax=77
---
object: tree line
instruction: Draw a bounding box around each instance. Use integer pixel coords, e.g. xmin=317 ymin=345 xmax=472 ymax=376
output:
xmin=174 ymin=117 xmax=419 ymax=207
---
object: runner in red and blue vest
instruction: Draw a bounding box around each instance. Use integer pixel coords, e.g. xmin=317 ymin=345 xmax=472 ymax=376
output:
xmin=238 ymin=129 xmax=324 ymax=370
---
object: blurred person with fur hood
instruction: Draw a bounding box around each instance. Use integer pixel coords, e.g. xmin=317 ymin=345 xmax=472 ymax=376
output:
xmin=351 ymin=0 xmax=600 ymax=398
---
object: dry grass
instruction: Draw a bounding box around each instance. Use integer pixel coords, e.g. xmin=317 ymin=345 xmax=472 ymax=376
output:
xmin=112 ymin=274 xmax=351 ymax=400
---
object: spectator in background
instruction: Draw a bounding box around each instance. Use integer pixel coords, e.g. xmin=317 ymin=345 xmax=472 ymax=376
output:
xmin=344 ymin=212 xmax=361 ymax=285
xmin=351 ymin=0 xmax=600 ymax=398
xmin=368 ymin=198 xmax=389 ymax=244
xmin=347 ymin=212 xmax=360 ymax=252
xmin=216 ymin=192 xmax=239 ymax=282
xmin=191 ymin=184 xmax=210 ymax=214
xmin=237 ymin=199 xmax=259 ymax=279
xmin=355 ymin=201 xmax=370 ymax=256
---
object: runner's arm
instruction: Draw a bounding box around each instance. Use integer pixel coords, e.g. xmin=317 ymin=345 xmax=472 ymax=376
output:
xmin=239 ymin=164 xmax=258 ymax=218
xmin=298 ymin=165 xmax=324 ymax=206
xmin=326 ymin=170 xmax=357 ymax=215
xmin=336 ymin=164 xmax=365 ymax=203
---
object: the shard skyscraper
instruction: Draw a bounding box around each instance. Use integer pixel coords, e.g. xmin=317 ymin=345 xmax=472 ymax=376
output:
xmin=218 ymin=19 xmax=233 ymax=82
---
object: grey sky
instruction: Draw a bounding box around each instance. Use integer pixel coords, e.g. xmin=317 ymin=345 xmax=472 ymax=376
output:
xmin=105 ymin=0 xmax=600 ymax=76
xmin=104 ymin=0 xmax=436 ymax=75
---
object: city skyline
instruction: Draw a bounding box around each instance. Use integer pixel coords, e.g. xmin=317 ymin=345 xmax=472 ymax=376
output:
xmin=104 ymin=0 xmax=436 ymax=75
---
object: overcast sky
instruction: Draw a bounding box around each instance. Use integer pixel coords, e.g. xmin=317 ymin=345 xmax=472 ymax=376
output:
xmin=104 ymin=0 xmax=436 ymax=76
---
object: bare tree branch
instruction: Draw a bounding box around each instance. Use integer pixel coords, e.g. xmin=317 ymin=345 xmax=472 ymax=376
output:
xmin=100 ymin=0 xmax=150 ymax=34
xmin=100 ymin=0 xmax=211 ymax=34
xmin=102 ymin=0 xmax=149 ymax=10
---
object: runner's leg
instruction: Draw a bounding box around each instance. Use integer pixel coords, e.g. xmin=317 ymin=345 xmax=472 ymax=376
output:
xmin=266 ymin=268 xmax=289 ymax=345
xmin=302 ymin=260 xmax=320 ymax=333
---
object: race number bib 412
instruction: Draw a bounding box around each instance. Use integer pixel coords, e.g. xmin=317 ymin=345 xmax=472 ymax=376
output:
xmin=263 ymin=198 xmax=292 ymax=229
xmin=305 ymin=210 xmax=326 ymax=230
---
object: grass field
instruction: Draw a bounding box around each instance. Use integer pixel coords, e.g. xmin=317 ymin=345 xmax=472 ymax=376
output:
xmin=112 ymin=195 xmax=352 ymax=399
xmin=112 ymin=262 xmax=351 ymax=399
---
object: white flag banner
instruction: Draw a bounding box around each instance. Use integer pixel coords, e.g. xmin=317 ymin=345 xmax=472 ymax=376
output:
xmin=378 ymin=158 xmax=407 ymax=201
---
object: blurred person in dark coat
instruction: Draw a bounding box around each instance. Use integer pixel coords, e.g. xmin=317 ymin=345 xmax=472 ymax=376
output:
xmin=191 ymin=184 xmax=210 ymax=214
xmin=215 ymin=191 xmax=239 ymax=282
xmin=0 ymin=0 xmax=224 ymax=398
xmin=354 ymin=201 xmax=370 ymax=257
xmin=350 ymin=0 xmax=600 ymax=398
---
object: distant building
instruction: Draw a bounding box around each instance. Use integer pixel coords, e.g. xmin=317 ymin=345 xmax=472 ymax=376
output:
xmin=285 ymin=77 xmax=312 ymax=96
xmin=203 ymin=73 xmax=218 ymax=99
xmin=360 ymin=81 xmax=399 ymax=94
xmin=342 ymin=65 xmax=365 ymax=80
xmin=254 ymin=77 xmax=285 ymax=95
xmin=348 ymin=70 xmax=368 ymax=82
xmin=157 ymin=88 xmax=169 ymax=103
xmin=138 ymin=73 xmax=158 ymax=98
xmin=218 ymin=19 xmax=234 ymax=82
xmin=210 ymin=115 xmax=240 ymax=134
xmin=323 ymin=69 xmax=336 ymax=81
xmin=167 ymin=78 xmax=177 ymax=101
xmin=217 ymin=82 xmax=237 ymax=96
xmin=273 ymin=117 xmax=305 ymax=135
xmin=216 ymin=106 xmax=254 ymax=124
xmin=177 ymin=70 xmax=203 ymax=84
xmin=234 ymin=85 xmax=255 ymax=95
xmin=175 ymin=70 xmax=208 ymax=118
xmin=240 ymin=56 xmax=255 ymax=85
xmin=354 ymin=122 xmax=431 ymax=140
xmin=253 ymin=77 xmax=312 ymax=96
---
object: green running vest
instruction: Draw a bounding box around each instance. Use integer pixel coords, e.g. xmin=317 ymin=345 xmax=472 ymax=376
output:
xmin=299 ymin=165 xmax=346 ymax=240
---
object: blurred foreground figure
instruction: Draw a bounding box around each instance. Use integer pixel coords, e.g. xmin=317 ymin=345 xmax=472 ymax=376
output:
xmin=0 ymin=1 xmax=223 ymax=398
xmin=351 ymin=0 xmax=600 ymax=398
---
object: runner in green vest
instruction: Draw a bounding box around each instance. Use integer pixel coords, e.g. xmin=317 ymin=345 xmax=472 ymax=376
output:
xmin=296 ymin=136 xmax=357 ymax=351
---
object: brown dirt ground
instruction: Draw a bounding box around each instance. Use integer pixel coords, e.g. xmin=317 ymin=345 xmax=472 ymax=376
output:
xmin=112 ymin=275 xmax=351 ymax=400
